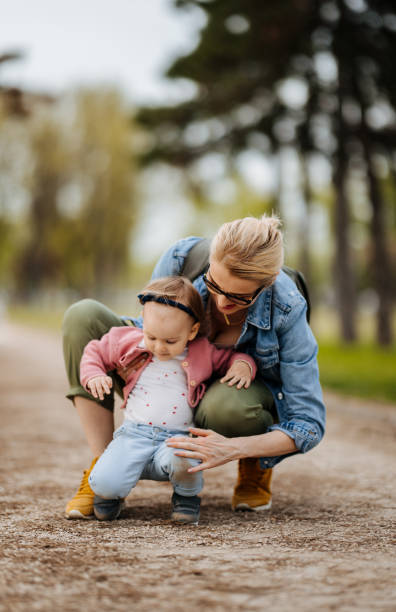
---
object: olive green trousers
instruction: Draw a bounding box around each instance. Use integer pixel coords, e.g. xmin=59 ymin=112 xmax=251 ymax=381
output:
xmin=62 ymin=299 xmax=276 ymax=437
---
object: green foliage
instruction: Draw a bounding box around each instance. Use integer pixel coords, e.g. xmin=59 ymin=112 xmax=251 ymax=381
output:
xmin=8 ymin=302 xmax=396 ymax=404
xmin=137 ymin=0 xmax=396 ymax=345
xmin=4 ymin=88 xmax=138 ymax=299
xmin=183 ymin=171 xmax=275 ymax=236
xmin=7 ymin=305 xmax=64 ymax=332
xmin=0 ymin=217 xmax=15 ymax=283
xmin=317 ymin=341 xmax=396 ymax=403
xmin=67 ymin=90 xmax=137 ymax=293
xmin=139 ymin=0 xmax=396 ymax=162
xmin=12 ymin=116 xmax=69 ymax=297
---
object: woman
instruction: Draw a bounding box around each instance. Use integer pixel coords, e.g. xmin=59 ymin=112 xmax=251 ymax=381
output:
xmin=63 ymin=214 xmax=325 ymax=519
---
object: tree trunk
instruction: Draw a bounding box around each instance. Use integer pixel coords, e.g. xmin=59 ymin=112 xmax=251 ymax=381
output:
xmin=332 ymin=151 xmax=357 ymax=342
xmin=298 ymin=153 xmax=313 ymax=294
xmin=274 ymin=149 xmax=284 ymax=220
xmin=332 ymin=61 xmax=357 ymax=342
xmin=361 ymin=140 xmax=393 ymax=345
xmin=331 ymin=0 xmax=358 ymax=342
xmin=353 ymin=67 xmax=394 ymax=346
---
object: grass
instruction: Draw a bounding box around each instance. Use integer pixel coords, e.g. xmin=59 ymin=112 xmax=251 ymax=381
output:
xmin=7 ymin=305 xmax=64 ymax=332
xmin=317 ymin=341 xmax=396 ymax=403
xmin=311 ymin=307 xmax=396 ymax=403
xmin=6 ymin=304 xmax=396 ymax=404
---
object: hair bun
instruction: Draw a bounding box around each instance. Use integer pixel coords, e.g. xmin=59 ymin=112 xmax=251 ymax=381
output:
xmin=210 ymin=214 xmax=284 ymax=285
xmin=260 ymin=213 xmax=281 ymax=232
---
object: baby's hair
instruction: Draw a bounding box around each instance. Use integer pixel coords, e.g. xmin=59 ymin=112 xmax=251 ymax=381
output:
xmin=139 ymin=276 xmax=206 ymax=335
xmin=210 ymin=214 xmax=284 ymax=287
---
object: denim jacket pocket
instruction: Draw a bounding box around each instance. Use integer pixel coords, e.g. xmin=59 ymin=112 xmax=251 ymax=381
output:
xmin=256 ymin=346 xmax=279 ymax=369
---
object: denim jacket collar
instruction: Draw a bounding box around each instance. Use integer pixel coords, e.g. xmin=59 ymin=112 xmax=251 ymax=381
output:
xmin=245 ymin=287 xmax=272 ymax=330
xmin=194 ymin=276 xmax=272 ymax=331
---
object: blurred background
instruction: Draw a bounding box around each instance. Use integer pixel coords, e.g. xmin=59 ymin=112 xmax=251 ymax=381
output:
xmin=1 ymin=0 xmax=395 ymax=401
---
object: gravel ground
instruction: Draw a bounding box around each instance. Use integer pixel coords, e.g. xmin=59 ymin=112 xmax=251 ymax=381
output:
xmin=0 ymin=322 xmax=395 ymax=612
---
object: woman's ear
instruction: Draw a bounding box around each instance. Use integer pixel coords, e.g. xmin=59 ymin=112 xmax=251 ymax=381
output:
xmin=188 ymin=322 xmax=200 ymax=341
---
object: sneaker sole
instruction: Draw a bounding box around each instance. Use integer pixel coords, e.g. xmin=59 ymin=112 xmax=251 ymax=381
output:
xmin=233 ymin=500 xmax=272 ymax=512
xmin=94 ymin=500 xmax=125 ymax=521
xmin=65 ymin=509 xmax=95 ymax=520
xmin=171 ymin=512 xmax=199 ymax=525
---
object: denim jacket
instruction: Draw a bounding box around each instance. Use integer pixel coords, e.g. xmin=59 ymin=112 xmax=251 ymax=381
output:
xmin=135 ymin=236 xmax=325 ymax=468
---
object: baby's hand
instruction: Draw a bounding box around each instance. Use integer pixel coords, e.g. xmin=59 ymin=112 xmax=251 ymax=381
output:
xmin=87 ymin=375 xmax=113 ymax=400
xmin=220 ymin=360 xmax=252 ymax=389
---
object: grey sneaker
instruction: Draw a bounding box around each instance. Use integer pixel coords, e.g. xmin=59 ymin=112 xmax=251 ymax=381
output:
xmin=93 ymin=495 xmax=124 ymax=521
xmin=171 ymin=492 xmax=201 ymax=525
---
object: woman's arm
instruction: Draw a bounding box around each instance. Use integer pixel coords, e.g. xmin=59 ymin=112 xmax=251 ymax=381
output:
xmin=166 ymin=427 xmax=297 ymax=473
xmin=268 ymin=301 xmax=325 ymax=454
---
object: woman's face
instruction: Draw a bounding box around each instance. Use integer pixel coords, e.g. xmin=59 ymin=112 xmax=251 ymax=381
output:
xmin=207 ymin=259 xmax=263 ymax=315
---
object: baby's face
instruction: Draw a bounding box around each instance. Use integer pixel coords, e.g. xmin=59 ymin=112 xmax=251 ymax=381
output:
xmin=142 ymin=302 xmax=199 ymax=361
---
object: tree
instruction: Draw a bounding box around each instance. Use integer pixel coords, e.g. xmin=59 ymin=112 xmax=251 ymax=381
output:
xmin=60 ymin=89 xmax=138 ymax=295
xmin=138 ymin=0 xmax=396 ymax=344
xmin=13 ymin=115 xmax=68 ymax=299
xmin=12 ymin=89 xmax=138 ymax=298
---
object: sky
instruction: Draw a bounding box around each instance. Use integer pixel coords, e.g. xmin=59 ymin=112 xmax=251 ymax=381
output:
xmin=0 ymin=0 xmax=202 ymax=104
xmin=0 ymin=0 xmax=330 ymax=261
xmin=0 ymin=0 xmax=207 ymax=260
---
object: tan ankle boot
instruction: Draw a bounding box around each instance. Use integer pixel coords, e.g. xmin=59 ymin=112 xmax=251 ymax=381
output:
xmin=232 ymin=458 xmax=272 ymax=511
xmin=65 ymin=456 xmax=98 ymax=519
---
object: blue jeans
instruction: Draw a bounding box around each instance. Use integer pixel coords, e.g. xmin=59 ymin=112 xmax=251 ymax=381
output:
xmin=89 ymin=421 xmax=203 ymax=499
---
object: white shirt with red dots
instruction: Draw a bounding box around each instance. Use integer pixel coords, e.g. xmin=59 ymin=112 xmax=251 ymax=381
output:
xmin=124 ymin=348 xmax=193 ymax=430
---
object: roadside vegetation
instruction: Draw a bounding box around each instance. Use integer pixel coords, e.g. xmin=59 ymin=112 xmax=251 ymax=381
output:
xmin=317 ymin=341 xmax=396 ymax=403
xmin=7 ymin=305 xmax=396 ymax=404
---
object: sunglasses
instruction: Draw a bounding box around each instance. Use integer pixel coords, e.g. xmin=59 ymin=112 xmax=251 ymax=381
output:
xmin=203 ymin=272 xmax=265 ymax=306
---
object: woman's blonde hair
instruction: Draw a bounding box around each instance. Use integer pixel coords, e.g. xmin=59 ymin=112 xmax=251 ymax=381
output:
xmin=210 ymin=214 xmax=284 ymax=286
xmin=139 ymin=276 xmax=206 ymax=335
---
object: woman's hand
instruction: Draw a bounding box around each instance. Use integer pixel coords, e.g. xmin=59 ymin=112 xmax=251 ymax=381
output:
xmin=166 ymin=427 xmax=242 ymax=472
xmin=167 ymin=428 xmax=298 ymax=472
xmin=87 ymin=375 xmax=113 ymax=400
xmin=220 ymin=360 xmax=252 ymax=389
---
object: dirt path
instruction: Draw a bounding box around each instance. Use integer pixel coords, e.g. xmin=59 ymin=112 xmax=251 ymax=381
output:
xmin=0 ymin=321 xmax=395 ymax=612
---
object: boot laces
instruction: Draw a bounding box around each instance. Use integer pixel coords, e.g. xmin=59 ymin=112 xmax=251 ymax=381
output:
xmin=76 ymin=470 xmax=92 ymax=496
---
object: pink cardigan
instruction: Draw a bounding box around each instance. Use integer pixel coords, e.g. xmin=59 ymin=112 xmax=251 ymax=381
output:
xmin=80 ymin=326 xmax=256 ymax=409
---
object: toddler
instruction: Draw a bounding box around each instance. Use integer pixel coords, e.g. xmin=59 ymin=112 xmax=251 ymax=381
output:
xmin=80 ymin=276 xmax=256 ymax=524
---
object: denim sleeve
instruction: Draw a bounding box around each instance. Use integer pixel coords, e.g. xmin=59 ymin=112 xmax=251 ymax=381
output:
xmin=151 ymin=236 xmax=203 ymax=279
xmin=267 ymin=301 xmax=326 ymax=454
